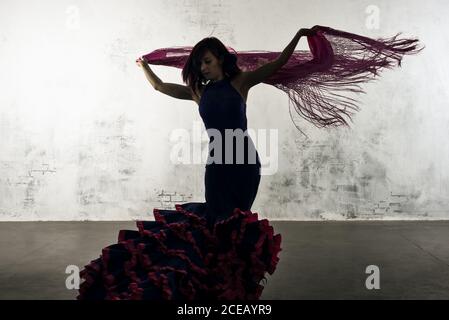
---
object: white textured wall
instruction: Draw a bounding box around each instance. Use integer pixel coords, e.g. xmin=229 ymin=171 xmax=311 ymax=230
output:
xmin=0 ymin=0 xmax=447 ymax=220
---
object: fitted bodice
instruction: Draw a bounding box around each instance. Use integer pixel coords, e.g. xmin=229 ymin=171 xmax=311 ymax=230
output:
xmin=198 ymin=77 xmax=260 ymax=166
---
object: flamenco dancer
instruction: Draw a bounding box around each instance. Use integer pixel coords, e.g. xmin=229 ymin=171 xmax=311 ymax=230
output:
xmin=77 ymin=25 xmax=422 ymax=300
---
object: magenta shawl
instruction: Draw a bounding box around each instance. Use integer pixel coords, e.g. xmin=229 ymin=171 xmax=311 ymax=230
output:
xmin=140 ymin=25 xmax=423 ymax=132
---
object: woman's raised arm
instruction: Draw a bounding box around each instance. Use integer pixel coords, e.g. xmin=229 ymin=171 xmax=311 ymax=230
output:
xmin=136 ymin=57 xmax=194 ymax=101
xmin=240 ymin=28 xmax=316 ymax=90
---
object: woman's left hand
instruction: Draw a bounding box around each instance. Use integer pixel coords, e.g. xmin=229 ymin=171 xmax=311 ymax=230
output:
xmin=297 ymin=28 xmax=317 ymax=37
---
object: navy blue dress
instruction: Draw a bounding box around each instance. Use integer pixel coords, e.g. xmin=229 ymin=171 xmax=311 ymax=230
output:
xmin=199 ymin=77 xmax=262 ymax=227
xmin=77 ymin=76 xmax=281 ymax=300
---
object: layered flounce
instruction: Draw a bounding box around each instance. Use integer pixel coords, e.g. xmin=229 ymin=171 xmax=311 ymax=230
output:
xmin=77 ymin=202 xmax=282 ymax=300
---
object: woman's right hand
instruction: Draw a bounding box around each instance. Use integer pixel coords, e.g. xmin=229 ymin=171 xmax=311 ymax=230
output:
xmin=136 ymin=57 xmax=148 ymax=68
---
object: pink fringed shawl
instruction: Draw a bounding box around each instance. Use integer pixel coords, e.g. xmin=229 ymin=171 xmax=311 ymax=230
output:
xmin=141 ymin=25 xmax=423 ymax=132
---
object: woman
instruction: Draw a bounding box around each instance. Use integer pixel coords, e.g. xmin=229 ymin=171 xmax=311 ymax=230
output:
xmin=78 ymin=24 xmax=421 ymax=300
xmin=75 ymin=28 xmax=317 ymax=301
xmin=138 ymin=27 xmax=314 ymax=227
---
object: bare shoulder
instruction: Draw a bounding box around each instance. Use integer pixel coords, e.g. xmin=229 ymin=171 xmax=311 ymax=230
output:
xmin=230 ymin=72 xmax=249 ymax=103
xmin=231 ymin=71 xmax=247 ymax=87
xmin=191 ymin=86 xmax=204 ymax=106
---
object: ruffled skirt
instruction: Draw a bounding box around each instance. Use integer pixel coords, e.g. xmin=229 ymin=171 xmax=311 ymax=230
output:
xmin=77 ymin=202 xmax=282 ymax=300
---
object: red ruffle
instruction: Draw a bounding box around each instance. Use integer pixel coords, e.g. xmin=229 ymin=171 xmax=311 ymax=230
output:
xmin=77 ymin=204 xmax=282 ymax=300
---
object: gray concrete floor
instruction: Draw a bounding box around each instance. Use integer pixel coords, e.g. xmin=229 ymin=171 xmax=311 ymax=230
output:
xmin=0 ymin=221 xmax=448 ymax=300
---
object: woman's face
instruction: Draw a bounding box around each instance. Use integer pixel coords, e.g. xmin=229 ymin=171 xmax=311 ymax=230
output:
xmin=200 ymin=50 xmax=224 ymax=82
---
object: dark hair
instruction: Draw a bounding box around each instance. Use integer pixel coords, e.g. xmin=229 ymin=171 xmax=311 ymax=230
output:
xmin=182 ymin=37 xmax=241 ymax=95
